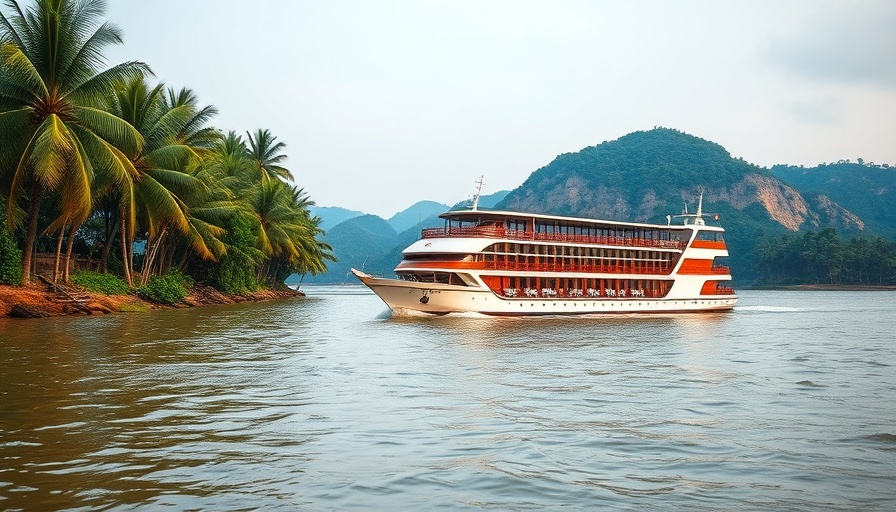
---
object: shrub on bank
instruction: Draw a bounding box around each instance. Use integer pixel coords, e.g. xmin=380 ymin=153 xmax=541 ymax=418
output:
xmin=210 ymin=215 xmax=259 ymax=294
xmin=138 ymin=269 xmax=191 ymax=305
xmin=0 ymin=224 xmax=22 ymax=285
xmin=71 ymin=271 xmax=131 ymax=295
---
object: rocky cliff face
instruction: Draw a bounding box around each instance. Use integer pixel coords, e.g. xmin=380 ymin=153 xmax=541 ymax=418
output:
xmin=704 ymin=174 xmax=808 ymax=231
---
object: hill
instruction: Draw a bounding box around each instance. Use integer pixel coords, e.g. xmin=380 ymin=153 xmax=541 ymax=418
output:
xmin=387 ymin=201 xmax=450 ymax=233
xmin=309 ymin=206 xmax=365 ymax=232
xmin=300 ymin=215 xmax=397 ymax=283
xmin=770 ymin=162 xmax=896 ymax=238
xmin=300 ymin=191 xmax=512 ymax=283
xmin=496 ymin=128 xmax=867 ymax=280
xmin=498 ymin=128 xmax=861 ymax=229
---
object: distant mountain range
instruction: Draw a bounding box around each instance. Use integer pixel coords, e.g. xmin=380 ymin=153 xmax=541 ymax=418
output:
xmin=308 ymin=206 xmax=367 ymax=232
xmin=298 ymin=191 xmax=508 ymax=284
xmin=296 ymin=128 xmax=894 ymax=284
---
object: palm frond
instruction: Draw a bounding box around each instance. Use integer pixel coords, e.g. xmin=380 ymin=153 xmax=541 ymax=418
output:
xmin=59 ymin=20 xmax=125 ymax=90
xmin=69 ymin=60 xmax=152 ymax=101
xmin=0 ymin=2 xmax=28 ymax=50
xmin=0 ymin=41 xmax=47 ymax=96
xmin=146 ymin=143 xmax=196 ymax=172
xmin=29 ymin=114 xmax=76 ymax=191
xmin=71 ymin=105 xmax=143 ymax=156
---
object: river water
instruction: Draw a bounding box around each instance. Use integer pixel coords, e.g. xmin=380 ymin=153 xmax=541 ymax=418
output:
xmin=1 ymin=289 xmax=894 ymax=510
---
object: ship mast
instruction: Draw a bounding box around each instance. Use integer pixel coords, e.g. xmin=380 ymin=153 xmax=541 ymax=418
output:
xmin=695 ymin=193 xmax=705 ymax=226
xmin=673 ymin=192 xmax=708 ymax=225
xmin=471 ymin=175 xmax=485 ymax=211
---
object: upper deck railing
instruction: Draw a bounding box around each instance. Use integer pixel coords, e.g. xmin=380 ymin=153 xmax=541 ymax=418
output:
xmin=420 ymin=226 xmax=685 ymax=250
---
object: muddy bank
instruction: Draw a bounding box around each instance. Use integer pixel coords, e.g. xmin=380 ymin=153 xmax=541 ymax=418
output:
xmin=0 ymin=281 xmax=305 ymax=319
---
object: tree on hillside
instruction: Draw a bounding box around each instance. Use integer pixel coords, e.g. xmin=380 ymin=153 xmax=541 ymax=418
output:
xmin=0 ymin=0 xmax=148 ymax=284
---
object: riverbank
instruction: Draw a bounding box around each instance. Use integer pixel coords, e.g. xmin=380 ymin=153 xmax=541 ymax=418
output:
xmin=0 ymin=281 xmax=305 ymax=318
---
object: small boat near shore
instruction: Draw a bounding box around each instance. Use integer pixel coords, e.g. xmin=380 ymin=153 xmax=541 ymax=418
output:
xmin=354 ymin=188 xmax=736 ymax=316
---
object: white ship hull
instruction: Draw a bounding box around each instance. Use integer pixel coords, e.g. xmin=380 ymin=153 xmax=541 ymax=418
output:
xmin=352 ymin=269 xmax=736 ymax=316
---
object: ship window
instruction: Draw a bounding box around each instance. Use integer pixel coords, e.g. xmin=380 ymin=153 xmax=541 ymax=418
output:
xmin=696 ymin=231 xmax=724 ymax=242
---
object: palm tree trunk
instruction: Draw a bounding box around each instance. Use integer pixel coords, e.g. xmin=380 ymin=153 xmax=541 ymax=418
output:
xmin=177 ymin=249 xmax=191 ymax=273
xmin=63 ymin=222 xmax=78 ymax=282
xmin=164 ymin=243 xmax=175 ymax=274
xmin=119 ymin=208 xmax=132 ymax=286
xmin=128 ymin=233 xmax=135 ymax=283
xmin=140 ymin=235 xmax=154 ymax=286
xmin=141 ymin=227 xmax=167 ymax=286
xmin=100 ymin=215 xmax=119 ymax=273
xmin=20 ymin=184 xmax=45 ymax=285
xmin=53 ymin=225 xmax=66 ymax=283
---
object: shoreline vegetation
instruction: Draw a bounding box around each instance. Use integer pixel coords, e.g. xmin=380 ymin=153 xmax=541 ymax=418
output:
xmin=1 ymin=279 xmax=305 ymax=319
xmin=0 ymin=0 xmax=335 ymax=310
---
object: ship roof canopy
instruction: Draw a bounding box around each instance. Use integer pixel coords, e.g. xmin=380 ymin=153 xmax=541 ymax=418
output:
xmin=440 ymin=208 xmax=724 ymax=231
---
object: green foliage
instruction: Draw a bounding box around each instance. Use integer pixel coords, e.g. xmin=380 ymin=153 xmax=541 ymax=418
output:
xmin=138 ymin=269 xmax=191 ymax=305
xmin=753 ymin=228 xmax=896 ymax=285
xmin=0 ymin=2 xmax=332 ymax=291
xmin=771 ymin=162 xmax=896 ymax=238
xmin=0 ymin=224 xmax=22 ymax=285
xmin=499 ymin=128 xmax=769 ymax=217
xmin=211 ymin=215 xmax=260 ymax=294
xmin=0 ymin=0 xmax=148 ymax=284
xmin=71 ymin=271 xmax=131 ymax=295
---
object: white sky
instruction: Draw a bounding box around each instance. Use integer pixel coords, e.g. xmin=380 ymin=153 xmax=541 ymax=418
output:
xmin=102 ymin=0 xmax=896 ymax=218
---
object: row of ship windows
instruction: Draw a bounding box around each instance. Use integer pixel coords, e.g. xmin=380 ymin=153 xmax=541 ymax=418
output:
xmin=498 ymin=220 xmax=683 ymax=241
xmin=483 ymin=276 xmax=672 ymax=299
xmin=475 ymin=253 xmax=677 ymax=265
xmin=481 ymin=243 xmax=679 ymax=258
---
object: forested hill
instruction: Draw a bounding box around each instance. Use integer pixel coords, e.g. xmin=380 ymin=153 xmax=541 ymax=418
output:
xmin=771 ymin=162 xmax=896 ymax=238
xmin=497 ymin=128 xmax=861 ymax=232
xmin=495 ymin=128 xmax=869 ymax=281
xmin=302 ymin=215 xmax=397 ymax=283
xmin=500 ymin=128 xmax=761 ymax=219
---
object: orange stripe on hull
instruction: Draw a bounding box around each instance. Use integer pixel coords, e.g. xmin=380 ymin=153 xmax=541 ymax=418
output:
xmin=690 ymin=240 xmax=727 ymax=250
xmin=677 ymin=258 xmax=713 ymax=274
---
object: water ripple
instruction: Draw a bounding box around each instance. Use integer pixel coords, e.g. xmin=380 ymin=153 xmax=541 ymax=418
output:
xmin=1 ymin=290 xmax=895 ymax=510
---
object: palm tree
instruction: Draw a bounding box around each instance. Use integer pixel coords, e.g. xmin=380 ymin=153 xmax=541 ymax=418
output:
xmin=100 ymin=77 xmax=225 ymax=285
xmin=166 ymin=87 xmax=219 ymax=152
xmin=0 ymin=0 xmax=148 ymax=284
xmin=246 ymin=128 xmax=294 ymax=183
xmin=274 ymin=186 xmax=332 ymax=280
xmin=242 ymin=156 xmax=332 ymax=285
xmin=203 ymin=130 xmax=332 ymax=288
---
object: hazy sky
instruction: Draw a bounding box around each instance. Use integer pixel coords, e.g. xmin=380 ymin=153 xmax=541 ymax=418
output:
xmin=102 ymin=0 xmax=896 ymax=218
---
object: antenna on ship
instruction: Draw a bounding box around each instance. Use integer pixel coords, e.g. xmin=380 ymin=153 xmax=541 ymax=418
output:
xmin=471 ymin=175 xmax=485 ymax=211
xmin=695 ymin=193 xmax=705 ymax=226
xmin=673 ymin=191 xmax=713 ymax=226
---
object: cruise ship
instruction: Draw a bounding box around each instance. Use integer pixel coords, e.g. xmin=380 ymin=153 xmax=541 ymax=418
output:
xmin=353 ymin=193 xmax=736 ymax=316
